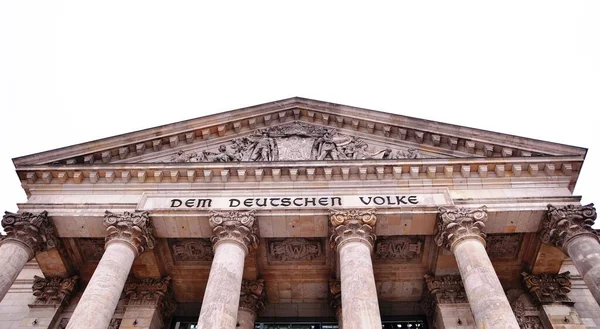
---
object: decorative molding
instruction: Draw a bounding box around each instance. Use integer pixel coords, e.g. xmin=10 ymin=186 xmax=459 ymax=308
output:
xmin=168 ymin=122 xmax=422 ymax=163
xmin=77 ymin=238 xmax=105 ymax=262
xmin=375 ymin=236 xmax=423 ymax=261
xmin=541 ymin=203 xmax=597 ymax=250
xmin=329 ymin=209 xmax=377 ymax=250
xmin=1 ymin=211 xmax=59 ymax=258
xmin=435 ymin=206 xmax=488 ymax=251
xmin=486 ymin=234 xmax=523 ymax=259
xmin=239 ymin=279 xmax=266 ymax=315
xmin=108 ymin=319 xmax=122 ymax=329
xmin=423 ymin=274 xmax=468 ymax=305
xmin=328 ymin=280 xmax=342 ymax=317
xmin=169 ymin=238 xmax=213 ymax=262
xmin=31 ymin=275 xmax=78 ymax=306
xmin=104 ymin=211 xmax=155 ymax=255
xmin=209 ymin=210 xmax=259 ymax=253
xmin=507 ymin=289 xmax=543 ymax=329
xmin=521 ymin=272 xmax=572 ymax=305
xmin=124 ymin=276 xmax=176 ymax=318
xmin=268 ymin=238 xmax=323 ymax=262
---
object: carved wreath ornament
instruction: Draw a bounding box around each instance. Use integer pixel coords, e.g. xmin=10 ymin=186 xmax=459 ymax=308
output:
xmin=435 ymin=206 xmax=487 ymax=251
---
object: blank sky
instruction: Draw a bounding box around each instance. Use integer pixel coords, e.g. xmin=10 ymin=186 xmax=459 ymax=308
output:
xmin=0 ymin=1 xmax=598 ymax=220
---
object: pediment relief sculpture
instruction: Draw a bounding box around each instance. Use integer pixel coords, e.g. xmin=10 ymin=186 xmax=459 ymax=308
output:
xmin=168 ymin=122 xmax=422 ymax=163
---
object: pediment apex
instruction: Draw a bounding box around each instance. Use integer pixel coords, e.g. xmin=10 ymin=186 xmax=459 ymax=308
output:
xmin=13 ymin=97 xmax=586 ymax=166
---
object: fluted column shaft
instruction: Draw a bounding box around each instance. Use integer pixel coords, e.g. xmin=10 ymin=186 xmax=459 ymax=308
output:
xmin=437 ymin=207 xmax=519 ymax=329
xmin=330 ymin=209 xmax=381 ymax=329
xmin=197 ymin=210 xmax=259 ymax=329
xmin=67 ymin=211 xmax=155 ymax=329
xmin=542 ymin=204 xmax=600 ymax=305
xmin=0 ymin=211 xmax=58 ymax=302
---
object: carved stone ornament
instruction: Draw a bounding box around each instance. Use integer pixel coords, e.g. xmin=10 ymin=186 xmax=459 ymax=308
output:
xmin=507 ymin=289 xmax=543 ymax=329
xmin=486 ymin=234 xmax=523 ymax=259
xmin=375 ymin=236 xmax=423 ymax=261
xmin=31 ymin=275 xmax=79 ymax=306
xmin=435 ymin=206 xmax=488 ymax=251
xmin=329 ymin=280 xmax=342 ymax=317
xmin=124 ymin=276 xmax=176 ymax=318
xmin=541 ymin=203 xmax=598 ymax=250
xmin=239 ymin=279 xmax=266 ymax=315
xmin=1 ymin=211 xmax=59 ymax=258
xmin=329 ymin=209 xmax=377 ymax=250
xmin=108 ymin=319 xmax=122 ymax=329
xmin=268 ymin=238 xmax=323 ymax=262
xmin=169 ymin=238 xmax=214 ymax=262
xmin=58 ymin=318 xmax=69 ymax=329
xmin=521 ymin=271 xmax=572 ymax=305
xmin=168 ymin=122 xmax=422 ymax=163
xmin=104 ymin=211 xmax=155 ymax=255
xmin=423 ymin=274 xmax=468 ymax=305
xmin=209 ymin=210 xmax=259 ymax=253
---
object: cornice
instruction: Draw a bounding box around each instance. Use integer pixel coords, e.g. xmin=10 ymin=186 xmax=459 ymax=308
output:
xmin=13 ymin=97 xmax=586 ymax=167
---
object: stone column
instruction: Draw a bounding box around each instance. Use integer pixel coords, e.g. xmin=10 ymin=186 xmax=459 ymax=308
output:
xmin=66 ymin=211 xmax=155 ymax=329
xmin=236 ymin=279 xmax=265 ymax=329
xmin=0 ymin=211 xmax=58 ymax=302
xmin=541 ymin=204 xmax=600 ymax=306
xmin=329 ymin=280 xmax=343 ymax=329
xmin=329 ymin=209 xmax=381 ymax=329
xmin=436 ymin=207 xmax=519 ymax=329
xmin=120 ymin=276 xmax=176 ymax=329
xmin=196 ymin=210 xmax=259 ymax=329
xmin=522 ymin=272 xmax=586 ymax=328
xmin=16 ymin=275 xmax=79 ymax=329
xmin=422 ymin=274 xmax=475 ymax=329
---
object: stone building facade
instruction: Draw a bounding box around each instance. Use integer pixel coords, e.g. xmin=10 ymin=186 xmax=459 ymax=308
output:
xmin=1 ymin=97 xmax=599 ymax=329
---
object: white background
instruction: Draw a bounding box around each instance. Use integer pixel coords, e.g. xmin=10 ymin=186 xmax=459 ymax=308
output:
xmin=0 ymin=1 xmax=598 ymax=219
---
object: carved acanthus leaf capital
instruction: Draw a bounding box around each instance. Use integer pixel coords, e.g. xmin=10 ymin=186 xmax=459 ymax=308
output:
xmin=239 ymin=279 xmax=266 ymax=315
xmin=328 ymin=280 xmax=342 ymax=317
xmin=329 ymin=209 xmax=377 ymax=250
xmin=124 ymin=276 xmax=176 ymax=318
xmin=435 ymin=206 xmax=487 ymax=251
xmin=104 ymin=211 xmax=155 ymax=255
xmin=521 ymin=272 xmax=572 ymax=305
xmin=1 ymin=211 xmax=59 ymax=258
xmin=209 ymin=210 xmax=259 ymax=254
xmin=424 ymin=274 xmax=468 ymax=305
xmin=31 ymin=275 xmax=79 ymax=306
xmin=541 ymin=204 xmax=597 ymax=250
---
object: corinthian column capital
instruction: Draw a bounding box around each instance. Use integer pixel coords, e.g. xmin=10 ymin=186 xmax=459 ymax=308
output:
xmin=1 ymin=211 xmax=59 ymax=258
xmin=103 ymin=211 xmax=155 ymax=256
xmin=521 ymin=271 xmax=572 ymax=305
xmin=31 ymin=275 xmax=79 ymax=306
xmin=329 ymin=209 xmax=377 ymax=251
xmin=239 ymin=279 xmax=266 ymax=316
xmin=435 ymin=206 xmax=487 ymax=251
xmin=541 ymin=204 xmax=597 ymax=250
xmin=209 ymin=210 xmax=259 ymax=254
xmin=328 ymin=280 xmax=342 ymax=318
xmin=124 ymin=276 xmax=176 ymax=318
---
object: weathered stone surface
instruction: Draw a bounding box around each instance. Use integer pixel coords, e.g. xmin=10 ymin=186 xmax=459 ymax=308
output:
xmin=521 ymin=272 xmax=572 ymax=305
xmin=31 ymin=275 xmax=78 ymax=306
xmin=486 ymin=234 xmax=523 ymax=259
xmin=541 ymin=204 xmax=597 ymax=250
xmin=0 ymin=241 xmax=32 ymax=302
xmin=77 ymin=238 xmax=105 ymax=262
xmin=436 ymin=206 xmax=487 ymax=251
xmin=209 ymin=210 xmax=259 ymax=254
xmin=1 ymin=211 xmax=59 ymax=257
xmin=104 ymin=211 xmax=155 ymax=256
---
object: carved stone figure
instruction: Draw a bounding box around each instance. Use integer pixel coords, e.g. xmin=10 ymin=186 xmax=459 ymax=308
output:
xmin=312 ymin=131 xmax=340 ymax=160
xmin=268 ymin=238 xmax=323 ymax=262
xmin=541 ymin=203 xmax=597 ymax=250
xmin=31 ymin=275 xmax=79 ymax=306
xmin=1 ymin=211 xmax=59 ymax=257
xmin=246 ymin=131 xmax=278 ymax=161
xmin=521 ymin=271 xmax=572 ymax=305
xmin=169 ymin=150 xmax=206 ymax=162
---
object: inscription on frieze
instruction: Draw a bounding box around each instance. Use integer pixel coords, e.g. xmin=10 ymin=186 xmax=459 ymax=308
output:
xmin=268 ymin=238 xmax=324 ymax=262
xmin=169 ymin=238 xmax=214 ymax=262
xmin=486 ymin=234 xmax=523 ymax=259
xmin=375 ymin=236 xmax=423 ymax=262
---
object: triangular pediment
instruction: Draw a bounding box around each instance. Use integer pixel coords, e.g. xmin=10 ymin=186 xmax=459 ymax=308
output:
xmin=13 ymin=97 xmax=586 ymax=167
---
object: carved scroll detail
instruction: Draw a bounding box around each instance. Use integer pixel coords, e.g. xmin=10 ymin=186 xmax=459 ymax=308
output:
xmin=124 ymin=276 xmax=176 ymax=319
xmin=541 ymin=204 xmax=597 ymax=250
xmin=104 ymin=211 xmax=155 ymax=255
xmin=209 ymin=210 xmax=259 ymax=253
xmin=1 ymin=211 xmax=59 ymax=257
xmin=521 ymin=272 xmax=572 ymax=305
xmin=329 ymin=209 xmax=377 ymax=250
xmin=31 ymin=275 xmax=79 ymax=306
xmin=239 ymin=279 xmax=266 ymax=315
xmin=424 ymin=274 xmax=468 ymax=305
xmin=435 ymin=207 xmax=487 ymax=251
